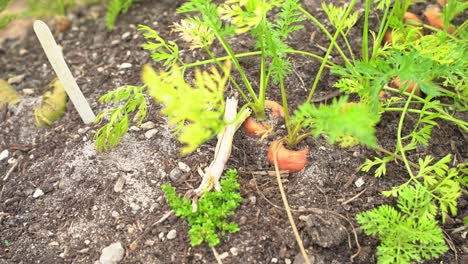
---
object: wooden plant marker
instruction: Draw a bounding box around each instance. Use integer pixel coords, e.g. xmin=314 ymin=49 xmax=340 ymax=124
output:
xmin=33 ymin=20 xmax=95 ymax=124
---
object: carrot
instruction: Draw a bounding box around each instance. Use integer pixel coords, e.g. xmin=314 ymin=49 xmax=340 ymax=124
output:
xmin=404 ymin=12 xmax=423 ymax=26
xmin=244 ymin=117 xmax=270 ymax=137
xmin=423 ymin=5 xmax=455 ymax=33
xmin=392 ymin=77 xmax=421 ymax=96
xmin=264 ymin=100 xmax=284 ymax=117
xmin=267 ymin=140 xmax=309 ymax=172
xmin=383 ymin=12 xmax=422 ymax=45
xmin=244 ymin=100 xmax=284 ymax=137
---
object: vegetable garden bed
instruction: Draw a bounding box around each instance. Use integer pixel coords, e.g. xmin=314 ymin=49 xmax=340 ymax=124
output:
xmin=0 ymin=0 xmax=466 ymax=263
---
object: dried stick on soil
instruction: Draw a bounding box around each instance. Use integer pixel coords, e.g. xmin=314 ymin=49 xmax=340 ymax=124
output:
xmin=2 ymin=156 xmax=21 ymax=181
xmin=128 ymin=210 xmax=172 ymax=250
xmin=211 ymin=247 xmax=224 ymax=264
xmin=253 ymin=174 xmax=361 ymax=262
xmin=341 ymin=188 xmax=367 ymax=205
xmin=195 ymin=97 xmax=250 ymax=196
xmin=272 ymin=140 xmax=310 ymax=264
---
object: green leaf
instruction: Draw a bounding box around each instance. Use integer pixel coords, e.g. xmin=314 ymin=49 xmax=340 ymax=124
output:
xmin=295 ymin=97 xmax=380 ymax=148
xmin=94 ymin=85 xmax=147 ymax=152
xmin=143 ymin=61 xmax=231 ymax=155
xmin=162 ymin=169 xmax=242 ymax=247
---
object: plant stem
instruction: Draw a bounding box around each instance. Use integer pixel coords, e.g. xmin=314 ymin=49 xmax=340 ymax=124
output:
xmin=214 ymin=32 xmax=259 ymax=106
xmin=279 ymin=79 xmax=293 ymax=141
xmin=372 ymin=1 xmax=393 ymax=57
xmin=182 ymin=50 xmax=332 ymax=71
xmin=298 ymin=7 xmax=352 ymax=67
xmin=272 ymin=140 xmax=310 ymax=264
xmin=306 ymin=0 xmax=357 ymax=103
xmin=384 ymin=108 xmax=468 ymax=131
xmin=396 ymin=88 xmax=417 ymax=180
xmin=362 ymin=0 xmax=371 ymax=63
xmin=374 ymin=146 xmax=419 ymax=170
xmin=203 ymin=47 xmax=251 ymax=105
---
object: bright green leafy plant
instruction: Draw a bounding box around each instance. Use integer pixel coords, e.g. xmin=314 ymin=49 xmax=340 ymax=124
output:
xmin=105 ymin=0 xmax=135 ymax=30
xmin=357 ymin=184 xmax=448 ymax=264
xmin=162 ymin=169 xmax=242 ymax=247
xmin=0 ymin=0 xmax=15 ymax=29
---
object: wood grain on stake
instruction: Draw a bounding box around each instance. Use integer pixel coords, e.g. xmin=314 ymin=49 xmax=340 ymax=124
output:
xmin=33 ymin=20 xmax=95 ymax=124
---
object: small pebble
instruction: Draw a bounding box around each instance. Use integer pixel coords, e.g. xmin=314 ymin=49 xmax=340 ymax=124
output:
xmin=0 ymin=149 xmax=9 ymax=161
xmin=144 ymin=240 xmax=155 ymax=246
xmin=48 ymin=241 xmax=59 ymax=246
xmin=169 ymin=168 xmax=183 ymax=182
xmin=84 ymin=240 xmax=91 ymax=245
xmin=144 ymin=129 xmax=158 ymax=139
xmin=354 ymin=177 xmax=365 ymax=188
xmin=19 ymin=49 xmax=28 ymax=55
xmin=118 ymin=63 xmax=132 ymax=69
xmin=22 ymin=88 xmax=34 ymax=95
xmin=230 ymin=247 xmax=238 ymax=256
xmin=218 ymin=252 xmax=229 ymax=260
xmin=113 ymin=176 xmax=126 ymax=193
xmin=78 ymin=127 xmax=90 ymax=134
xmin=285 ymin=259 xmax=291 ymax=264
xmin=129 ymin=126 xmax=140 ymax=132
xmin=7 ymin=74 xmax=25 ymax=84
xmin=7 ymin=158 xmax=16 ymax=164
xmin=33 ymin=189 xmax=44 ymax=198
xmin=111 ymin=39 xmax=120 ymax=46
xmin=158 ymin=232 xmax=165 ymax=240
xmin=271 ymin=258 xmax=278 ymax=263
xmin=167 ymin=229 xmax=177 ymax=240
xmin=99 ymin=242 xmax=125 ymax=264
xmin=111 ymin=211 xmax=120 ymax=218
xmin=121 ymin=32 xmax=131 ymax=41
xmin=178 ymin=162 xmax=191 ymax=172
xmin=140 ymin=121 xmax=155 ymax=130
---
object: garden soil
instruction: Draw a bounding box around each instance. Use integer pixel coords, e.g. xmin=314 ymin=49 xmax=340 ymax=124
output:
xmin=0 ymin=0 xmax=466 ymax=263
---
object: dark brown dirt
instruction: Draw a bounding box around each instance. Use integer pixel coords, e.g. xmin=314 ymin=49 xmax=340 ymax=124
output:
xmin=0 ymin=1 xmax=466 ymax=264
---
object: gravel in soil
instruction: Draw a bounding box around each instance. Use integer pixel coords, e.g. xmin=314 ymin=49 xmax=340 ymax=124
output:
xmin=0 ymin=0 xmax=466 ymax=263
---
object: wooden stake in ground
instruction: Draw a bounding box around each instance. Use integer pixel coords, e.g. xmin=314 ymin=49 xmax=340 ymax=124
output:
xmin=33 ymin=20 xmax=95 ymax=124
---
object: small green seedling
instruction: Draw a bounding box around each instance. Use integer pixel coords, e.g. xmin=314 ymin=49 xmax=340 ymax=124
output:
xmin=357 ymin=184 xmax=448 ymax=264
xmin=106 ymin=0 xmax=135 ymax=30
xmin=162 ymin=169 xmax=242 ymax=247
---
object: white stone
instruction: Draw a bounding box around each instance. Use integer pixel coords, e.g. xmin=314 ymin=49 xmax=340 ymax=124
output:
xmin=158 ymin=232 xmax=165 ymax=240
xmin=285 ymin=258 xmax=291 ymax=264
xmin=166 ymin=229 xmax=177 ymax=240
xmin=218 ymin=252 xmax=229 ymax=260
xmin=0 ymin=149 xmax=9 ymax=161
xmin=48 ymin=241 xmax=59 ymax=246
xmin=140 ymin=121 xmax=155 ymax=130
xmin=144 ymin=129 xmax=158 ymax=139
xmin=230 ymin=247 xmax=238 ymax=256
xmin=22 ymin=88 xmax=34 ymax=95
xmin=178 ymin=162 xmax=191 ymax=172
xmin=129 ymin=126 xmax=140 ymax=131
xmin=33 ymin=189 xmax=44 ymax=198
xmin=85 ymin=240 xmax=91 ymax=245
xmin=121 ymin=32 xmax=131 ymax=41
xmin=354 ymin=177 xmax=365 ymax=188
xmin=8 ymin=74 xmax=25 ymax=84
xmin=271 ymin=257 xmax=278 ymax=263
xmin=111 ymin=211 xmax=120 ymax=218
xmin=118 ymin=63 xmax=132 ymax=70
xmin=99 ymin=242 xmax=125 ymax=264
